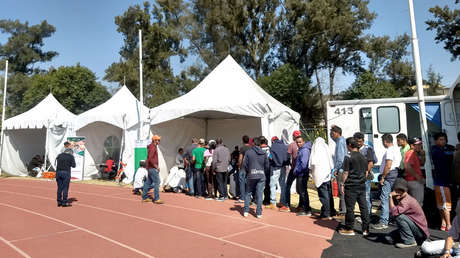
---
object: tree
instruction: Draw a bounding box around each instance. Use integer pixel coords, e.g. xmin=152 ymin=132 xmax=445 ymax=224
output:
xmin=0 ymin=19 xmax=58 ymax=74
xmin=104 ymin=1 xmax=189 ymax=107
xmin=364 ymin=34 xmax=415 ymax=97
xmin=426 ymin=2 xmax=460 ymax=60
xmin=278 ymin=0 xmax=376 ymax=100
xmin=257 ymin=64 xmax=321 ymax=123
xmin=343 ymin=71 xmax=398 ymax=100
xmin=187 ymin=0 xmax=279 ymax=78
xmin=21 ymin=65 xmax=111 ymax=114
xmin=425 ymin=65 xmax=443 ymax=96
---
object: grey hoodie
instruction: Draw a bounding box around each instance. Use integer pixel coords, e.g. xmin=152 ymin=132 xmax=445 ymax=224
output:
xmin=243 ymin=146 xmax=269 ymax=180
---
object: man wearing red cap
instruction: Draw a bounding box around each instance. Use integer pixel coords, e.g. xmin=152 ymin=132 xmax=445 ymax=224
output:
xmin=268 ymin=136 xmax=288 ymax=210
xmin=142 ymin=135 xmax=164 ymax=204
xmin=280 ymin=130 xmax=302 ymax=212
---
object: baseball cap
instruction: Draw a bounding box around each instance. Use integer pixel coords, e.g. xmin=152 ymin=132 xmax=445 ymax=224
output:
xmin=292 ymin=130 xmax=301 ymax=138
xmin=152 ymin=135 xmax=161 ymax=141
xmin=408 ymin=137 xmax=422 ymax=145
xmin=271 ymin=136 xmax=279 ymax=142
xmin=198 ymin=138 xmax=205 ymax=145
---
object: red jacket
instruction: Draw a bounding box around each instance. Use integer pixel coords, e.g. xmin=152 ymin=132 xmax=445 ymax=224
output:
xmin=147 ymin=143 xmax=159 ymax=169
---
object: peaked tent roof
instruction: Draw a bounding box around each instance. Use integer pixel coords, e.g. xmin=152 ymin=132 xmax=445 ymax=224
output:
xmin=75 ymin=85 xmax=148 ymax=130
xmin=150 ymin=55 xmax=300 ymax=124
xmin=3 ymin=94 xmax=76 ymax=130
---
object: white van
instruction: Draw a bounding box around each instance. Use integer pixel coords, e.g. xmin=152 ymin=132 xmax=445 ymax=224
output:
xmin=326 ymin=75 xmax=460 ymax=167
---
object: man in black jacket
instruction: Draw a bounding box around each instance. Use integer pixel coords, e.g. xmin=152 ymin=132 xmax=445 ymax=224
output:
xmin=242 ymin=136 xmax=269 ymax=219
xmin=56 ymin=141 xmax=76 ymax=207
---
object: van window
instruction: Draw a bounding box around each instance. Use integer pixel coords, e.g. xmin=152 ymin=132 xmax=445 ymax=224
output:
xmin=359 ymin=108 xmax=372 ymax=134
xmin=377 ymin=106 xmax=400 ymax=133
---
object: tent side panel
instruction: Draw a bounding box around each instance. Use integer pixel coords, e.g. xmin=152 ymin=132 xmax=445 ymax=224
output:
xmin=1 ymin=129 xmax=46 ymax=176
xmin=207 ymin=117 xmax=262 ymax=151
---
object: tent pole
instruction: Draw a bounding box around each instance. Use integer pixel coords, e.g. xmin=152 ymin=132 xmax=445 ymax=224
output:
xmin=44 ymin=120 xmax=50 ymax=171
xmin=0 ymin=60 xmax=8 ymax=175
xmin=138 ymin=29 xmax=143 ymax=141
xmin=408 ymin=0 xmax=434 ymax=189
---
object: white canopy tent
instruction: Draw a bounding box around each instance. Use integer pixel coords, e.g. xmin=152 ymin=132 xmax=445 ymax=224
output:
xmin=150 ymin=55 xmax=300 ymax=180
xmin=74 ymin=86 xmax=150 ymax=182
xmin=1 ymin=94 xmax=76 ymax=176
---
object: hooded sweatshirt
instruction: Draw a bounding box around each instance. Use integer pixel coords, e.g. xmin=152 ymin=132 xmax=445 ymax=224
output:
xmin=309 ymin=137 xmax=333 ymax=188
xmin=270 ymin=139 xmax=288 ymax=168
xmin=243 ymin=146 xmax=269 ymax=180
xmin=293 ymin=141 xmax=312 ymax=177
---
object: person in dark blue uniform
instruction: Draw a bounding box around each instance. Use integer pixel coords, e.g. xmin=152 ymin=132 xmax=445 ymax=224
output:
xmin=56 ymin=141 xmax=76 ymax=207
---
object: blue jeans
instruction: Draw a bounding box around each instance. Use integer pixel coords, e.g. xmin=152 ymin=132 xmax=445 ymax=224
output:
xmin=142 ymin=168 xmax=161 ymax=201
xmin=365 ymin=180 xmax=372 ymax=216
xmin=283 ymin=170 xmax=296 ymax=207
xmin=56 ymin=170 xmax=71 ymax=205
xmin=194 ymin=168 xmax=205 ymax=196
xmin=380 ymin=179 xmax=395 ymax=225
xmin=238 ymin=169 xmax=246 ymax=200
xmin=395 ymin=214 xmax=426 ymax=244
xmin=270 ymin=167 xmax=286 ymax=204
xmin=317 ymin=181 xmax=335 ymax=217
xmin=186 ymin=166 xmax=194 ymax=195
xmin=244 ymin=177 xmax=266 ymax=216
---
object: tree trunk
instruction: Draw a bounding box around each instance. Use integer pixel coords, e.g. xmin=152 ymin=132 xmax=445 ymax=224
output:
xmin=315 ymin=69 xmax=327 ymax=123
xmin=328 ymin=66 xmax=336 ymax=100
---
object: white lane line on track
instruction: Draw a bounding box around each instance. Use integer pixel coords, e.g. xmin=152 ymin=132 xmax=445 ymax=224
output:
xmin=0 ymin=236 xmax=32 ymax=258
xmin=0 ymin=183 xmax=332 ymax=240
xmin=0 ymin=191 xmax=283 ymax=258
xmin=9 ymin=229 xmax=80 ymax=243
xmin=220 ymin=225 xmax=270 ymax=239
xmin=0 ymin=202 xmax=155 ymax=258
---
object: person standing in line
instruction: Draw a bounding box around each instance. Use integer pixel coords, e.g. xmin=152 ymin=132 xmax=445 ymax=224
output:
xmin=397 ymin=133 xmax=410 ymax=178
xmin=338 ymin=137 xmax=370 ymax=236
xmin=354 ymin=132 xmax=377 ymax=219
xmin=184 ymin=138 xmax=198 ymax=196
xmin=293 ymin=135 xmax=312 ymax=217
xmin=453 ymin=132 xmax=460 ymax=205
xmin=142 ymin=135 xmax=164 ymax=204
xmin=432 ymin=132 xmax=455 ymax=231
xmin=331 ymin=125 xmax=347 ymax=216
xmin=372 ymin=134 xmax=401 ymax=230
xmin=267 ymin=136 xmax=288 ymax=210
xmin=237 ymin=135 xmax=251 ymax=203
xmin=404 ymin=137 xmax=425 ymax=205
xmin=280 ymin=130 xmax=302 ymax=212
xmin=204 ymin=140 xmax=217 ymax=200
xmin=260 ymin=136 xmax=271 ymax=206
xmin=309 ymin=137 xmax=335 ymax=220
xmin=192 ymin=138 xmax=207 ymax=198
xmin=56 ymin=141 xmax=76 ymax=207
xmin=212 ymin=138 xmax=231 ymax=201
xmin=242 ymin=136 xmax=269 ymax=218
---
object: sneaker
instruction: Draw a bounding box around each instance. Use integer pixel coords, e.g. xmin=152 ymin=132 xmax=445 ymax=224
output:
xmin=296 ymin=211 xmax=312 ymax=217
xmin=338 ymin=228 xmax=355 ymax=236
xmin=153 ymin=199 xmax=164 ymax=204
xmin=395 ymin=242 xmax=417 ymax=248
xmin=236 ymin=199 xmax=245 ymax=203
xmin=205 ymin=197 xmax=214 ymax=200
xmin=267 ymin=203 xmax=277 ymax=210
xmin=371 ymin=223 xmax=388 ymax=230
xmin=142 ymin=199 xmax=151 ymax=203
xmin=257 ymin=215 xmax=263 ymax=219
xmin=362 ymin=230 xmax=369 ymax=236
xmin=279 ymin=206 xmax=290 ymax=212
xmin=243 ymin=212 xmax=249 ymax=217
xmin=319 ymin=216 xmax=333 ymax=221
xmin=215 ymin=197 xmax=224 ymax=202
xmin=355 ymin=217 xmax=362 ymax=224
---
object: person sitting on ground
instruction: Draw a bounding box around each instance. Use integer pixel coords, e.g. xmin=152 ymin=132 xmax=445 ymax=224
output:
xmin=338 ymin=137 xmax=370 ymax=236
xmin=421 ymin=200 xmax=460 ymax=257
xmin=28 ymin=155 xmax=43 ymax=177
xmin=133 ymin=161 xmax=148 ymax=195
xmin=387 ymin=178 xmax=429 ymax=248
xmin=104 ymin=157 xmax=116 ymax=180
xmin=164 ymin=148 xmax=187 ymax=193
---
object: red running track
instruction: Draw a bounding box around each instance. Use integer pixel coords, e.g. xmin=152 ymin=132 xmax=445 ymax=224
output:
xmin=0 ymin=178 xmax=337 ymax=258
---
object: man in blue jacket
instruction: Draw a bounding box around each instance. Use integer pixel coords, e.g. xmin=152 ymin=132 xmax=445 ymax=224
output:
xmin=332 ymin=125 xmax=347 ymax=215
xmin=242 ymin=136 xmax=270 ymax=219
xmin=293 ymin=135 xmax=312 ymax=216
xmin=268 ymin=136 xmax=288 ymax=210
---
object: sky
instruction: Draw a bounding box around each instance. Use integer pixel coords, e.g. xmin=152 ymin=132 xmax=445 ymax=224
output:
xmin=0 ymin=0 xmax=459 ymax=92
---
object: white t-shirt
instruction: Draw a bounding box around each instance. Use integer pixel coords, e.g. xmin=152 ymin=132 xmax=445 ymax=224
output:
xmin=133 ymin=167 xmax=148 ymax=189
xmin=379 ymin=145 xmax=402 ymax=174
